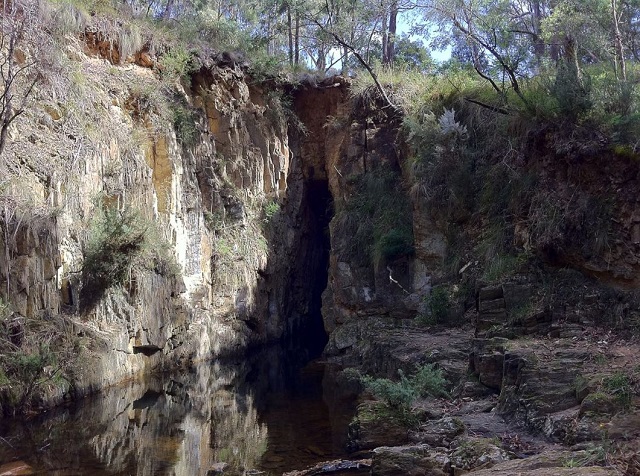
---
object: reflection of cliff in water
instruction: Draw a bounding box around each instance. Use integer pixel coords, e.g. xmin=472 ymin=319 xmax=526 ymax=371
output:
xmin=0 ymin=347 xmax=356 ymax=475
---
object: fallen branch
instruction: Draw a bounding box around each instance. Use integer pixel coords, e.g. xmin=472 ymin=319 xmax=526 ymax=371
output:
xmin=387 ymin=266 xmax=410 ymax=295
xmin=464 ymin=97 xmax=509 ymax=115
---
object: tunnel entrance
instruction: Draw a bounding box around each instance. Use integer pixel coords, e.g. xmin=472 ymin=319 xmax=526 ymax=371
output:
xmin=291 ymin=178 xmax=333 ymax=359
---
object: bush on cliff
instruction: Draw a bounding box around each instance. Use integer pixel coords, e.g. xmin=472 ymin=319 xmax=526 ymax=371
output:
xmin=80 ymin=203 xmax=179 ymax=311
xmin=335 ymin=165 xmax=414 ymax=268
xmin=417 ymin=285 xmax=451 ymax=326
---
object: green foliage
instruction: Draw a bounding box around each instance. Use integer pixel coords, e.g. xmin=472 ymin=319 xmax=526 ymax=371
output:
xmin=41 ymin=1 xmax=89 ymax=38
xmin=562 ymin=443 xmax=613 ymax=468
xmin=375 ymin=228 xmax=414 ymax=262
xmin=552 ymin=64 xmax=592 ymax=119
xmin=481 ymin=253 xmax=527 ymax=283
xmin=602 ymin=372 xmax=633 ymax=409
xmin=160 ymin=47 xmax=196 ymax=80
xmin=407 ymin=107 xmax=475 ymax=224
xmin=117 ymin=23 xmax=144 ymax=61
xmin=171 ymin=100 xmax=200 ymax=148
xmin=392 ymin=35 xmax=434 ymax=73
xmin=80 ymin=207 xmax=148 ymax=299
xmin=411 ymin=364 xmax=450 ymax=399
xmin=0 ymin=340 xmax=60 ymax=414
xmin=361 ymin=364 xmax=449 ymax=416
xmin=361 ymin=374 xmax=417 ymax=409
xmin=4 ymin=348 xmax=54 ymax=390
xmin=263 ymin=200 xmax=280 ymax=222
xmin=215 ymin=238 xmax=233 ymax=258
xmin=263 ymin=90 xmax=307 ymax=135
xmin=335 ymin=166 xmax=414 ymax=268
xmin=204 ymin=210 xmax=225 ymax=231
xmin=0 ymin=300 xmax=77 ymax=414
xmin=417 ymin=286 xmax=451 ymax=326
xmin=0 ymin=298 xmax=10 ymax=321
xmin=127 ymin=82 xmax=170 ymax=122
xmin=82 ymin=204 xmax=147 ymax=302
xmin=81 ymin=203 xmax=180 ymax=310
xmin=528 ymin=190 xmax=612 ymax=257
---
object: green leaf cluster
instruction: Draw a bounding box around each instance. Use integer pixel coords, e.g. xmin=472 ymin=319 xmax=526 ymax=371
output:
xmin=361 ymin=363 xmax=450 ymax=413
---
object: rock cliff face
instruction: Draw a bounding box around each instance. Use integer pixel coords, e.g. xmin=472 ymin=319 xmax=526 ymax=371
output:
xmin=0 ymin=25 xmax=347 ymax=407
xmin=293 ymin=91 xmax=446 ymax=359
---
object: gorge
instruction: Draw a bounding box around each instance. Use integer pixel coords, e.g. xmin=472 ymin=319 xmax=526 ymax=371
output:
xmin=0 ymin=1 xmax=640 ymax=474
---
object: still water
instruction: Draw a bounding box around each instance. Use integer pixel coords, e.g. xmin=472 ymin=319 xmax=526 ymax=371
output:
xmin=0 ymin=347 xmax=358 ymax=475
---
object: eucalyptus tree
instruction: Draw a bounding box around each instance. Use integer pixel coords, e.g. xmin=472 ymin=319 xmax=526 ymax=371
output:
xmin=618 ymin=0 xmax=640 ymax=61
xmin=418 ymin=0 xmax=535 ymax=106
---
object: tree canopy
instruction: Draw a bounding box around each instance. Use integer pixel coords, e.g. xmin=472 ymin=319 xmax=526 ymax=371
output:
xmin=70 ymin=0 xmax=640 ymax=115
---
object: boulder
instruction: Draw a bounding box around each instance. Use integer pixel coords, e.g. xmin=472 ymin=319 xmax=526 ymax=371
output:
xmin=468 ymin=450 xmax=618 ymax=475
xmin=371 ymin=445 xmax=450 ymax=476
xmin=348 ymin=401 xmax=410 ymax=451
xmin=449 ymin=437 xmax=511 ymax=473
xmin=409 ymin=416 xmax=465 ymax=447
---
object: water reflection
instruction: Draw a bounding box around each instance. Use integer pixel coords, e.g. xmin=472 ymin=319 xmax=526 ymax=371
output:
xmin=0 ymin=347 xmax=356 ymax=475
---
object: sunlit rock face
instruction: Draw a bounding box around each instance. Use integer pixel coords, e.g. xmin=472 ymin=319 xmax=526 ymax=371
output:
xmin=0 ymin=25 xmax=339 ymax=401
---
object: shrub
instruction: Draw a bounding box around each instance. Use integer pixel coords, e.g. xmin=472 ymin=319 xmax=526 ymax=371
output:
xmin=160 ymin=47 xmax=196 ymax=80
xmin=411 ymin=364 xmax=450 ymax=399
xmin=335 ymin=165 xmax=414 ymax=268
xmin=84 ymin=205 xmax=146 ymax=281
xmin=481 ymin=253 xmax=527 ymax=283
xmin=81 ymin=203 xmax=179 ymax=310
xmin=602 ymin=372 xmax=633 ymax=409
xmin=406 ymin=108 xmax=476 ymax=224
xmin=81 ymin=204 xmax=147 ymax=310
xmin=375 ymin=228 xmax=414 ymax=262
xmin=361 ymin=374 xmax=417 ymax=409
xmin=552 ymin=62 xmax=592 ymax=119
xmin=0 ymin=298 xmax=10 ymax=321
xmin=171 ymin=100 xmax=200 ymax=148
xmin=417 ymin=286 xmax=451 ymax=326
xmin=0 ymin=344 xmax=58 ymax=413
xmin=527 ymin=189 xmax=612 ymax=258
xmin=263 ymin=200 xmax=280 ymax=222
xmin=360 ymin=364 xmax=449 ymax=416
xmin=126 ymin=82 xmax=169 ymax=122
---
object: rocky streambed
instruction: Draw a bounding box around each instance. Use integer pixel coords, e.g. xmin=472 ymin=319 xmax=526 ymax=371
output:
xmin=286 ymin=313 xmax=640 ymax=476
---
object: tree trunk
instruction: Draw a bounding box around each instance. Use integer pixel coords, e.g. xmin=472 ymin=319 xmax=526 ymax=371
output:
xmin=385 ymin=1 xmax=398 ymax=66
xmin=342 ymin=45 xmax=349 ymax=73
xmin=161 ymin=0 xmax=174 ymax=19
xmin=531 ymin=0 xmax=545 ymax=68
xmin=564 ymin=35 xmax=582 ymax=85
xmin=287 ymin=3 xmax=294 ymax=66
xmin=381 ymin=6 xmax=389 ymax=64
xmin=611 ymin=0 xmax=626 ymax=80
xmin=294 ymin=8 xmax=300 ymax=65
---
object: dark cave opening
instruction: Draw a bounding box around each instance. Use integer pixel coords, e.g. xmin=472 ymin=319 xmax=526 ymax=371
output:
xmin=294 ymin=178 xmax=333 ymax=359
